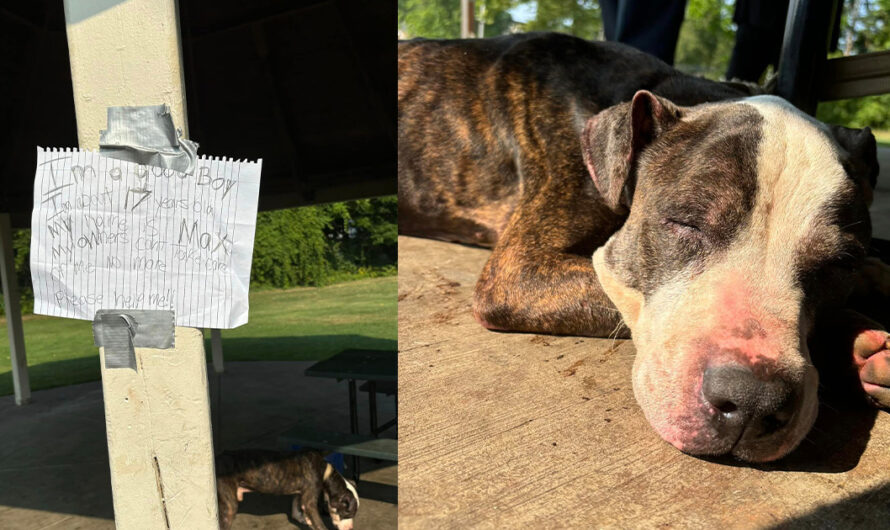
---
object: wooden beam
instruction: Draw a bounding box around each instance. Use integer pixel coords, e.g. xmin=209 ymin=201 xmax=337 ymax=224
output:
xmin=98 ymin=327 xmax=218 ymax=528
xmin=62 ymin=0 xmax=189 ymax=149
xmin=0 ymin=212 xmax=30 ymax=405
xmin=461 ymin=0 xmax=476 ymax=39
xmin=63 ymin=0 xmax=218 ymax=527
xmin=820 ymin=50 xmax=890 ymax=101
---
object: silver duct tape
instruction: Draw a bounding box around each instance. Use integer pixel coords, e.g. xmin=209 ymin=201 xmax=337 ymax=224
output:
xmin=93 ymin=310 xmax=175 ymax=370
xmin=99 ymin=105 xmax=199 ymax=174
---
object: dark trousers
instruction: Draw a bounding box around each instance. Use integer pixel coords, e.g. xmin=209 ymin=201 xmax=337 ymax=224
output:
xmin=601 ymin=0 xmax=688 ymax=65
xmin=725 ymin=0 xmax=790 ymax=82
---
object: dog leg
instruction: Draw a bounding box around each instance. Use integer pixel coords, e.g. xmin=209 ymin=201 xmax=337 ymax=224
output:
xmin=851 ymin=322 xmax=890 ymax=409
xmin=837 ymin=258 xmax=890 ymax=407
xmin=300 ymin=490 xmax=329 ymax=530
xmin=473 ymin=184 xmax=627 ymax=337
xmin=474 ymin=248 xmax=625 ymax=336
xmin=216 ymin=478 xmax=239 ymax=530
xmin=810 ymin=309 xmax=890 ymax=409
xmin=291 ymin=495 xmax=309 ymax=526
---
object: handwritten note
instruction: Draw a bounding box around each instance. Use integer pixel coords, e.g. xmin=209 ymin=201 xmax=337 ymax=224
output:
xmin=30 ymin=148 xmax=262 ymax=328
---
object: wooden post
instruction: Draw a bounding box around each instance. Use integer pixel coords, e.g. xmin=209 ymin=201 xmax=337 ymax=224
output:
xmin=98 ymin=327 xmax=217 ymax=528
xmin=461 ymin=0 xmax=476 ymax=39
xmin=0 ymin=213 xmax=30 ymax=405
xmin=63 ymin=0 xmax=218 ymax=527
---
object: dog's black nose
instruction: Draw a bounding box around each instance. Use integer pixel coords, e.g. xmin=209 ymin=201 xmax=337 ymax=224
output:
xmin=702 ymin=364 xmax=797 ymax=439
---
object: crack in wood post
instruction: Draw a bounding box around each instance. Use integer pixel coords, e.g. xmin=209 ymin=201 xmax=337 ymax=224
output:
xmin=153 ymin=454 xmax=171 ymax=529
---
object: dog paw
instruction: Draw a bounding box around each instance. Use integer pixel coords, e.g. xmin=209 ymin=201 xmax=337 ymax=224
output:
xmin=853 ymin=328 xmax=890 ymax=409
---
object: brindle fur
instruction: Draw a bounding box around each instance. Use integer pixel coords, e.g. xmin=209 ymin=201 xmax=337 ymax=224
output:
xmin=398 ymin=33 xmax=760 ymax=337
xmin=399 ymin=33 xmax=890 ymax=457
xmin=216 ymin=450 xmax=357 ymax=530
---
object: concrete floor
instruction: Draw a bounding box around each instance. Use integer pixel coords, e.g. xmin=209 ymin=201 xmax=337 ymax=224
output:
xmin=0 ymin=361 xmax=397 ymax=529
xmin=398 ymin=146 xmax=890 ymax=528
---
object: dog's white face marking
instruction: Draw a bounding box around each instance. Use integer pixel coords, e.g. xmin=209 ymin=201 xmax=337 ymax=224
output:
xmin=324 ymin=471 xmax=359 ymax=530
xmin=595 ymin=95 xmax=862 ymax=461
xmin=343 ymin=478 xmax=360 ymax=508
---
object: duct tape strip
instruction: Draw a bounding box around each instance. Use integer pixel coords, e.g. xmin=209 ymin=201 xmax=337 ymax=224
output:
xmin=99 ymin=104 xmax=199 ymax=174
xmin=93 ymin=310 xmax=175 ymax=370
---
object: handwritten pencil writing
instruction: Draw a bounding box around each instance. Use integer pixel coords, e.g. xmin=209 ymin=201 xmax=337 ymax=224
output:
xmin=30 ymin=148 xmax=262 ymax=328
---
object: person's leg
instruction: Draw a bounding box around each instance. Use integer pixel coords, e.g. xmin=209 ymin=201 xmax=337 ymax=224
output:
xmin=725 ymin=0 xmax=790 ymax=81
xmin=726 ymin=25 xmax=776 ymax=81
xmin=601 ymin=0 xmax=618 ymax=41
xmin=606 ymin=0 xmax=688 ymax=65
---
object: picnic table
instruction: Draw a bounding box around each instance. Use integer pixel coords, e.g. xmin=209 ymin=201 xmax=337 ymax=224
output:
xmin=306 ymin=349 xmax=398 ymax=437
xmin=280 ymin=349 xmax=397 ymax=480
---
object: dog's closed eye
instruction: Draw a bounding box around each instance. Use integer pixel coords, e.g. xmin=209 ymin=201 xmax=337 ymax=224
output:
xmin=663 ymin=217 xmax=702 ymax=237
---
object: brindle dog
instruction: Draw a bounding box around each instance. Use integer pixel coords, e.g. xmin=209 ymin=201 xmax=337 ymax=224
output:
xmin=216 ymin=450 xmax=359 ymax=530
xmin=399 ymin=32 xmax=889 ymax=462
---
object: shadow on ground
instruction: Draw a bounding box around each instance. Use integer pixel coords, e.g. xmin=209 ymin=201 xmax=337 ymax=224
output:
xmin=0 ymin=355 xmax=100 ymax=398
xmin=768 ymin=481 xmax=890 ymax=529
xmin=207 ymin=335 xmax=397 ymax=361
xmin=0 ymin=360 xmax=397 ymax=529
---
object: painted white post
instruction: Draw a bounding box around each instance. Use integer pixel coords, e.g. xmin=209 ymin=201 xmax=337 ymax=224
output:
xmin=62 ymin=0 xmax=189 ymax=149
xmin=98 ymin=327 xmax=218 ymax=528
xmin=0 ymin=213 xmax=30 ymax=405
xmin=63 ymin=1 xmax=218 ymax=527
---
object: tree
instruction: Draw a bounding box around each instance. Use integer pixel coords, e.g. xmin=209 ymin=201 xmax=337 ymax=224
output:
xmin=398 ymin=0 xmax=519 ymax=39
xmin=398 ymin=0 xmax=463 ymax=38
xmin=521 ymin=0 xmax=602 ymax=38
xmin=674 ymin=0 xmax=736 ymax=79
xmin=251 ymin=207 xmax=333 ymax=287
xmin=817 ymin=0 xmax=890 ymax=130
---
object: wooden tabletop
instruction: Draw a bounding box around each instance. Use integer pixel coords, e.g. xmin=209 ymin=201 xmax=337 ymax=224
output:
xmin=305 ymin=349 xmax=397 ymax=382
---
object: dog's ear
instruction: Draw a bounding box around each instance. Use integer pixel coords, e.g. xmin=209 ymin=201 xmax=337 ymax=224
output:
xmin=829 ymin=124 xmax=879 ymax=194
xmin=581 ymin=90 xmax=680 ymax=213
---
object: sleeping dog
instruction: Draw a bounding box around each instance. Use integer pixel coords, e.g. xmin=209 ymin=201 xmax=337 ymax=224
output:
xmin=398 ymin=32 xmax=889 ymax=462
xmin=216 ymin=449 xmax=359 ymax=530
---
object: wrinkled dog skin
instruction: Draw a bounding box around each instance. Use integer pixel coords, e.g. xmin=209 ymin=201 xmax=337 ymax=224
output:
xmin=398 ymin=32 xmax=889 ymax=462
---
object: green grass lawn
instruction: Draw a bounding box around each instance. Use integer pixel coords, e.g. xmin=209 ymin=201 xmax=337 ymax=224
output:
xmin=0 ymin=276 xmax=396 ymax=397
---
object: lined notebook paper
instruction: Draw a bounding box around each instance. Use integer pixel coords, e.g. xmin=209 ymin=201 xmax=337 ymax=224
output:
xmin=30 ymin=147 xmax=262 ymax=329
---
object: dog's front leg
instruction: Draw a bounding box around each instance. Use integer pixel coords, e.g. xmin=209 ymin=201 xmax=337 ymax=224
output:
xmin=291 ymin=495 xmax=309 ymax=526
xmin=299 ymin=490 xmax=329 ymax=530
xmin=810 ymin=308 xmax=890 ymax=409
xmin=216 ymin=478 xmax=239 ymax=530
xmin=473 ymin=191 xmax=627 ymax=337
xmin=474 ymin=245 xmax=626 ymax=337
